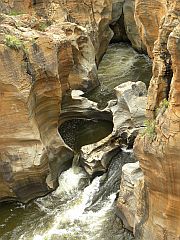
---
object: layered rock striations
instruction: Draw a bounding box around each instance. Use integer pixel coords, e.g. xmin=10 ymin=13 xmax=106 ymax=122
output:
xmin=0 ymin=0 xmax=113 ymax=202
xmin=0 ymin=0 xmax=114 ymax=64
xmin=0 ymin=15 xmax=99 ymax=202
xmin=134 ymin=0 xmax=167 ymax=57
xmin=0 ymin=0 xmax=151 ymax=203
xmin=133 ymin=0 xmax=180 ymax=239
xmin=1 ymin=4 xmax=180 ymax=240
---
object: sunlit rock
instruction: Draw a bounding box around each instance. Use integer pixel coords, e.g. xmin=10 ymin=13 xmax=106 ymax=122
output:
xmin=116 ymin=162 xmax=145 ymax=232
xmin=0 ymin=12 xmax=98 ymax=202
xmin=134 ymin=0 xmax=167 ymax=57
xmin=111 ymin=81 xmax=147 ymax=141
xmin=134 ymin=1 xmax=180 ymax=239
xmin=81 ymin=81 xmax=147 ymax=176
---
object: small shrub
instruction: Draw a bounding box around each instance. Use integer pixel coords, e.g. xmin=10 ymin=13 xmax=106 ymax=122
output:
xmin=5 ymin=35 xmax=24 ymax=51
xmin=156 ymin=98 xmax=169 ymax=116
xmin=160 ymin=98 xmax=169 ymax=108
xmin=142 ymin=119 xmax=156 ymax=139
xmin=38 ymin=22 xmax=49 ymax=32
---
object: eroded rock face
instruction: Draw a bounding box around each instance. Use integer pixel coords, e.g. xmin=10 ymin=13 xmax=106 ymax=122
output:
xmin=111 ymin=81 xmax=147 ymax=137
xmin=81 ymin=81 xmax=147 ymax=176
xmin=134 ymin=1 xmax=180 ymax=239
xmin=110 ymin=0 xmax=145 ymax=52
xmin=1 ymin=0 xmax=134 ymax=202
xmin=123 ymin=0 xmax=145 ymax=52
xmin=60 ymin=90 xmax=112 ymax=124
xmin=0 ymin=12 xmax=99 ymax=202
xmin=0 ymin=0 xmax=114 ymax=64
xmin=134 ymin=0 xmax=167 ymax=57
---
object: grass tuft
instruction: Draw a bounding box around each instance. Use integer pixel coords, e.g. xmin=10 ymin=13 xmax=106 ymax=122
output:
xmin=156 ymin=98 xmax=169 ymax=116
xmin=5 ymin=35 xmax=25 ymax=51
xmin=141 ymin=119 xmax=156 ymax=139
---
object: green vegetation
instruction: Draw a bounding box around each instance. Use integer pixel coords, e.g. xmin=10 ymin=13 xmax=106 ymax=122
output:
xmin=8 ymin=10 xmax=24 ymax=16
xmin=156 ymin=98 xmax=169 ymax=116
xmin=160 ymin=98 xmax=169 ymax=108
xmin=142 ymin=119 xmax=156 ymax=139
xmin=5 ymin=35 xmax=25 ymax=51
xmin=38 ymin=22 xmax=49 ymax=32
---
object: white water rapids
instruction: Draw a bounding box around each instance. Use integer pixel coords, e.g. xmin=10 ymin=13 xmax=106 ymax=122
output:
xmin=15 ymin=162 xmax=132 ymax=240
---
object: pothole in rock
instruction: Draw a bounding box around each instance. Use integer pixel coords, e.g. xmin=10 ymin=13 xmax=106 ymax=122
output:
xmin=59 ymin=119 xmax=113 ymax=152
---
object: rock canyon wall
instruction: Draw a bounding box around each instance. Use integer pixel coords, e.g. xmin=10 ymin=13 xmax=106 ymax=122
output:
xmin=0 ymin=0 xmax=112 ymax=202
xmin=133 ymin=0 xmax=180 ymax=239
xmin=0 ymin=1 xmax=180 ymax=239
xmin=112 ymin=1 xmax=180 ymax=239
xmin=0 ymin=0 xmax=145 ymax=203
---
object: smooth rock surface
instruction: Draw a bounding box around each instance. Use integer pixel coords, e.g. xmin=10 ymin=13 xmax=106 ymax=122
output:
xmin=81 ymin=81 xmax=147 ymax=176
xmin=116 ymin=161 xmax=144 ymax=232
xmin=123 ymin=0 xmax=145 ymax=51
xmin=60 ymin=90 xmax=112 ymax=124
xmin=134 ymin=0 xmax=167 ymax=57
xmin=0 ymin=9 xmax=99 ymax=202
xmin=111 ymin=81 xmax=147 ymax=138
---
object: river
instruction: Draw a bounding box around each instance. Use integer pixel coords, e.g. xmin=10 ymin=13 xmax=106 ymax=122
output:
xmin=0 ymin=43 xmax=152 ymax=240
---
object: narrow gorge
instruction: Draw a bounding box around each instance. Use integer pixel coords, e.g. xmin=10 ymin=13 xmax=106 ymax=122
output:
xmin=0 ymin=0 xmax=179 ymax=240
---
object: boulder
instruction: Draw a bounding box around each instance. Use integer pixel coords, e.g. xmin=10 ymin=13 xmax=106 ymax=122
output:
xmin=80 ymin=81 xmax=147 ymax=176
xmin=116 ymin=162 xmax=144 ymax=232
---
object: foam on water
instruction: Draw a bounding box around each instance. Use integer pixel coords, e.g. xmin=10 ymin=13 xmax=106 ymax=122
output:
xmin=32 ymin=173 xmax=115 ymax=240
xmin=53 ymin=166 xmax=89 ymax=197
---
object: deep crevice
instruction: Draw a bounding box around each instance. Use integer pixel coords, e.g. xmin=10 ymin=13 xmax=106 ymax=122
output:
xmin=109 ymin=13 xmax=130 ymax=44
xmin=164 ymin=57 xmax=173 ymax=100
xmin=160 ymin=51 xmax=173 ymax=101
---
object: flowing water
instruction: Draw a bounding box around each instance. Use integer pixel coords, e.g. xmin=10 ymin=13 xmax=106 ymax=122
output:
xmin=0 ymin=151 xmax=135 ymax=240
xmin=85 ymin=43 xmax=152 ymax=108
xmin=0 ymin=43 xmax=152 ymax=240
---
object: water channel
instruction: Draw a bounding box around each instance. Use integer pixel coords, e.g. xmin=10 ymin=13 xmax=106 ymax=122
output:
xmin=0 ymin=43 xmax=152 ymax=240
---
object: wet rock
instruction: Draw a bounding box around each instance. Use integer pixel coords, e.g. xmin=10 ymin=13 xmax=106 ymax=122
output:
xmin=0 ymin=0 xmax=118 ymax=203
xmin=80 ymin=81 xmax=147 ymax=176
xmin=87 ymin=150 xmax=136 ymax=206
xmin=0 ymin=14 xmax=98 ymax=203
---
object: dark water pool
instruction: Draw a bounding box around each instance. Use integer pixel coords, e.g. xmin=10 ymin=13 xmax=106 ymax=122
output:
xmin=59 ymin=119 xmax=113 ymax=152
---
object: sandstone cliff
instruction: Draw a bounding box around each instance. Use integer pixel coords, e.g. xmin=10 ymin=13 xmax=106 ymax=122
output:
xmin=133 ymin=0 xmax=180 ymax=239
xmin=1 ymin=3 xmax=180 ymax=240
xmin=0 ymin=0 xmax=148 ymax=203
xmin=0 ymin=0 xmax=112 ymax=202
